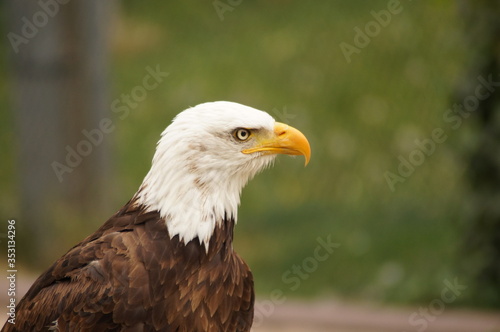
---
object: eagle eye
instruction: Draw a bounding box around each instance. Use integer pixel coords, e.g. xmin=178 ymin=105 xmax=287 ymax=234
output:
xmin=233 ymin=128 xmax=252 ymax=142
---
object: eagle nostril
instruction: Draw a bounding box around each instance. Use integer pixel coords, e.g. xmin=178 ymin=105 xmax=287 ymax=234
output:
xmin=277 ymin=129 xmax=287 ymax=137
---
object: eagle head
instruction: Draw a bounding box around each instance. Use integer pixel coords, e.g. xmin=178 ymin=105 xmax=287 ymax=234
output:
xmin=136 ymin=101 xmax=311 ymax=247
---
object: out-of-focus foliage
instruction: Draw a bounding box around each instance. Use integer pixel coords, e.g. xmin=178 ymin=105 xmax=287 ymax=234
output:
xmin=459 ymin=0 xmax=500 ymax=308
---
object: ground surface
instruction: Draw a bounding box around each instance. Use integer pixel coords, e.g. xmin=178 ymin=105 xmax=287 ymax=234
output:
xmin=1 ymin=277 xmax=499 ymax=331
xmin=251 ymin=300 xmax=500 ymax=332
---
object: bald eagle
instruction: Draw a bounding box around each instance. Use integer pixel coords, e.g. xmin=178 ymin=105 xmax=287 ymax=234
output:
xmin=2 ymin=101 xmax=311 ymax=332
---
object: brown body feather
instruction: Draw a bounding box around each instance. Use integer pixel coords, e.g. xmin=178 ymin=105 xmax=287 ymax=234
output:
xmin=1 ymin=201 xmax=254 ymax=332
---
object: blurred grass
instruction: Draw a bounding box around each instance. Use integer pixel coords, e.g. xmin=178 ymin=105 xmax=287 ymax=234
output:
xmin=1 ymin=1 xmax=480 ymax=306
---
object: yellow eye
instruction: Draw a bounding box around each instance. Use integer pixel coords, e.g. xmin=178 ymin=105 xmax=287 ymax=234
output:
xmin=234 ymin=128 xmax=251 ymax=141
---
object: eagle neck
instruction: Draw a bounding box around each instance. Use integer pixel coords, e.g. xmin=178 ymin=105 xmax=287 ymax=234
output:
xmin=134 ymin=160 xmax=245 ymax=250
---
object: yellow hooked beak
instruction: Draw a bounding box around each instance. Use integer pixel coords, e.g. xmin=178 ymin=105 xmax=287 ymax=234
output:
xmin=242 ymin=122 xmax=311 ymax=165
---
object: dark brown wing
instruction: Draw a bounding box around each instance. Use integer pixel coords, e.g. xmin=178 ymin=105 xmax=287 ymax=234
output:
xmin=1 ymin=204 xmax=161 ymax=332
xmin=1 ymin=203 xmax=255 ymax=332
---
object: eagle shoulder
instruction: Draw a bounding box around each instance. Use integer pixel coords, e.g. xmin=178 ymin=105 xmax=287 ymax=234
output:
xmin=2 ymin=205 xmax=255 ymax=332
xmin=2 ymin=206 xmax=159 ymax=332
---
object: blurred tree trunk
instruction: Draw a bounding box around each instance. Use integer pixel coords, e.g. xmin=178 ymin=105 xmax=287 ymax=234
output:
xmin=6 ymin=0 xmax=114 ymax=266
xmin=459 ymin=0 xmax=500 ymax=306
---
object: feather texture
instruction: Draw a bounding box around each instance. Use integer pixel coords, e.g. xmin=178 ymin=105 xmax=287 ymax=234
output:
xmin=1 ymin=201 xmax=254 ymax=332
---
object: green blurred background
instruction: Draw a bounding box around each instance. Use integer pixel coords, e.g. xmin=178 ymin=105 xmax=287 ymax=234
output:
xmin=1 ymin=0 xmax=499 ymax=310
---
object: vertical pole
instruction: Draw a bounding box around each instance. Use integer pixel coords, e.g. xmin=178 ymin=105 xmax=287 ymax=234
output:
xmin=6 ymin=0 xmax=114 ymax=265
